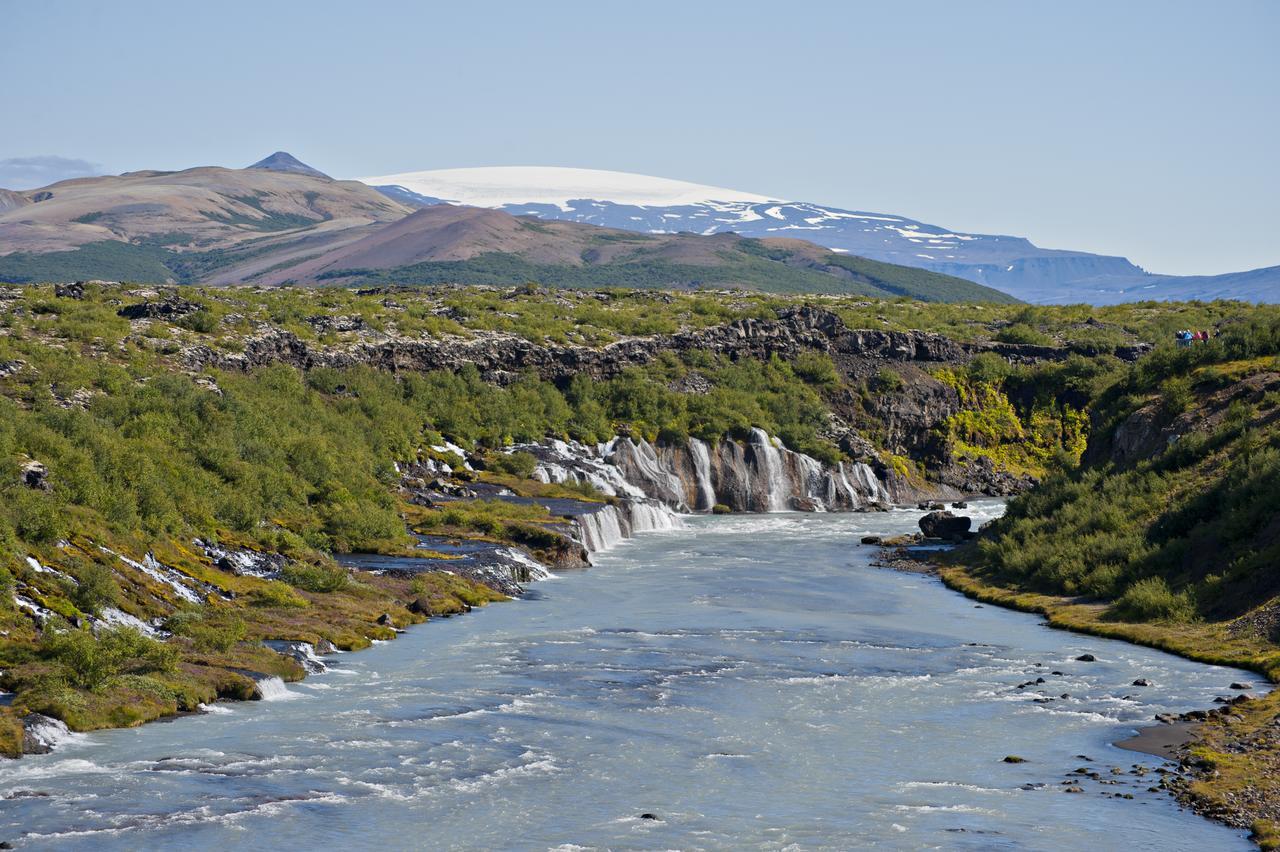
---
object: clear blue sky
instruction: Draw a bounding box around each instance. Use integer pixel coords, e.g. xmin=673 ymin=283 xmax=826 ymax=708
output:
xmin=2 ymin=0 xmax=1276 ymax=276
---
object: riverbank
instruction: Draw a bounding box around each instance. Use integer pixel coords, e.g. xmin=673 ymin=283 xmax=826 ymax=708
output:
xmin=4 ymin=509 xmax=1260 ymax=850
xmin=937 ymin=562 xmax=1280 ymax=848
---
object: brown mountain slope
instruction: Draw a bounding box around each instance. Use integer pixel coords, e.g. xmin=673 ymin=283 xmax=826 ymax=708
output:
xmin=0 ymin=166 xmax=410 ymax=256
xmin=249 ymin=204 xmax=1015 ymax=303
xmin=0 ymin=189 xmax=30 ymax=216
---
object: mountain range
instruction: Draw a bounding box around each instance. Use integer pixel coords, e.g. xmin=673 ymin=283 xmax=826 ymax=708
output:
xmin=0 ymin=152 xmax=1273 ymax=304
xmin=0 ymin=155 xmax=1007 ymax=303
xmin=363 ymin=166 xmax=1279 ymax=305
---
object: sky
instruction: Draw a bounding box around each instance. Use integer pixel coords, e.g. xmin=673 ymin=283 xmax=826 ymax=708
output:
xmin=1 ymin=0 xmax=1277 ymax=276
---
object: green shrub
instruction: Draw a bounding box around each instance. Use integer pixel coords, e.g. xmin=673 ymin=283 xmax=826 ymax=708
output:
xmin=41 ymin=625 xmax=178 ymax=690
xmin=873 ymin=367 xmax=904 ymax=393
xmin=1110 ymin=577 xmax=1196 ymax=622
xmin=70 ymin=561 xmax=120 ymax=616
xmin=996 ymin=323 xmax=1053 ymax=346
xmin=177 ymin=309 xmax=217 ymax=333
xmin=249 ymin=580 xmax=310 ymax=608
xmin=163 ymin=610 xmax=247 ymax=651
xmin=967 ymin=352 xmax=1012 ymax=385
xmin=488 ymin=451 xmax=539 ymax=479
xmin=280 ymin=562 xmax=349 ymax=593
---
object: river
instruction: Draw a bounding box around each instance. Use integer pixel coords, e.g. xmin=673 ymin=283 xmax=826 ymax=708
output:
xmin=0 ymin=502 xmax=1260 ymax=849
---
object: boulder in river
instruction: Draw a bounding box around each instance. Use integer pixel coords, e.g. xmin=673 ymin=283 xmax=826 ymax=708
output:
xmin=918 ymin=511 xmax=971 ymax=541
xmin=1075 ymin=653 xmax=1097 ymax=662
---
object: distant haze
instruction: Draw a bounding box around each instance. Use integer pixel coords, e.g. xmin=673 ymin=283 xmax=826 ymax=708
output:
xmin=2 ymin=0 xmax=1277 ymax=276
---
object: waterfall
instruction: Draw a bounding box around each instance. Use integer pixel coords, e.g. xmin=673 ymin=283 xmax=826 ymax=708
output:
xmin=604 ymin=439 xmax=689 ymax=509
xmin=575 ymin=500 xmax=682 ymax=554
xmin=577 ymin=505 xmax=626 ymax=553
xmin=253 ymin=675 xmax=299 ymax=701
xmin=517 ymin=428 xmax=891 ymax=522
xmin=687 ymin=438 xmax=716 ymax=510
xmin=749 ymin=428 xmax=790 ymax=512
xmin=625 ymin=500 xmax=685 ymax=534
xmin=498 ymin=548 xmax=554 ymax=581
xmin=841 ymin=461 xmax=886 ymax=505
xmin=98 ymin=607 xmax=162 ymax=637
xmin=518 ymin=439 xmax=647 ymax=499
xmin=791 ymin=451 xmax=829 ymax=512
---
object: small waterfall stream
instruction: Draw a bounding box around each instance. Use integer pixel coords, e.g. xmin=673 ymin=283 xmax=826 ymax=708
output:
xmin=688 ymin=437 xmax=716 ymax=511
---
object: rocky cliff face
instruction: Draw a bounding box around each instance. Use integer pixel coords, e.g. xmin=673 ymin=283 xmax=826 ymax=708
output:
xmin=182 ymin=305 xmax=1132 ymax=384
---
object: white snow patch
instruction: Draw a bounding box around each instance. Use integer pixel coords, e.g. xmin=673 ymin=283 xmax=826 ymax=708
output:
xmin=354 ymin=166 xmax=782 ymax=210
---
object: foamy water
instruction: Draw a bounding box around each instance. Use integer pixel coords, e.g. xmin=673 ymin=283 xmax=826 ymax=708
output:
xmin=0 ymin=501 xmax=1261 ymax=849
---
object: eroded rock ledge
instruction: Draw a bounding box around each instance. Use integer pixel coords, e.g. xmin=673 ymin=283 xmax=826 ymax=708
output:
xmin=181 ymin=305 xmax=1148 ymax=384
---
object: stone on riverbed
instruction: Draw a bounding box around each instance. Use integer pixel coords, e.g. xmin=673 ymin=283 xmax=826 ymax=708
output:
xmin=918 ymin=511 xmax=971 ymax=541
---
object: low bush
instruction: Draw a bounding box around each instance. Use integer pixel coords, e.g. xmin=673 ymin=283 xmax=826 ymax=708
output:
xmin=1110 ymin=576 xmax=1197 ymax=622
xmin=280 ymin=562 xmax=350 ymax=593
xmin=41 ymin=625 xmax=178 ymax=690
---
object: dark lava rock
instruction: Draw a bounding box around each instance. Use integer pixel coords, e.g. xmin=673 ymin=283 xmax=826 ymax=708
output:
xmin=1002 ymin=755 xmax=1027 ymax=763
xmin=639 ymin=813 xmax=659 ymax=821
xmin=860 ymin=535 xmax=882 ymax=545
xmin=1075 ymin=654 xmax=1097 ymax=662
xmin=117 ymin=298 xmax=199 ymax=321
xmin=19 ymin=459 xmax=49 ymax=491
xmin=918 ymin=511 xmax=971 ymax=541
xmin=951 ymin=500 xmax=968 ymax=509
xmin=54 ymin=281 xmax=85 ymax=299
xmin=376 ymin=613 xmax=393 ymax=626
xmin=1230 ymin=682 xmax=1253 ymax=690
xmin=1132 ymin=678 xmax=1152 ymax=687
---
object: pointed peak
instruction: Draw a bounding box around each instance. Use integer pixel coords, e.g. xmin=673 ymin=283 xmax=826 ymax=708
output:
xmin=247 ymin=151 xmax=330 ymax=180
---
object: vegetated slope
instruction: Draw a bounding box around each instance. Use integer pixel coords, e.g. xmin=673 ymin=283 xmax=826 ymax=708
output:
xmin=256 ymin=204 xmax=1013 ymax=301
xmin=966 ymin=309 xmax=1280 ymax=622
xmin=363 ymin=166 xmax=1280 ymax=304
xmin=948 ymin=309 xmax=1280 ymax=843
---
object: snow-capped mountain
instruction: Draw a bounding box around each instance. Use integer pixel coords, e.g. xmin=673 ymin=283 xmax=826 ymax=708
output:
xmin=358 ymin=166 xmax=1278 ymax=305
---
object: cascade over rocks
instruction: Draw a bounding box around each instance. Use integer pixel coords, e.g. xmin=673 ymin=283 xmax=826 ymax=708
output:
xmin=517 ymin=430 xmax=889 ymax=519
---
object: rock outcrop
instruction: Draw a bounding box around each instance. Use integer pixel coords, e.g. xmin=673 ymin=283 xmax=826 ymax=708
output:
xmin=919 ymin=510 xmax=972 ymax=541
xmin=181 ymin=306 xmax=1121 ymax=385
